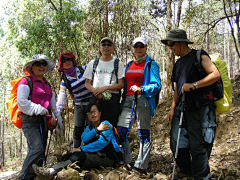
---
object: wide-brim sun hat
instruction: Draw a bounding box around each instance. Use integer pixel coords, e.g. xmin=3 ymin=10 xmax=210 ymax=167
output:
xmin=100 ymin=37 xmax=114 ymax=44
xmin=161 ymin=29 xmax=194 ymax=45
xmin=132 ymin=37 xmax=147 ymax=46
xmin=23 ymin=54 xmax=56 ymax=76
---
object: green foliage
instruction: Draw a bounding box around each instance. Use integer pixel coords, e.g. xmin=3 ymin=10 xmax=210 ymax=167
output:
xmin=7 ymin=0 xmax=87 ymax=63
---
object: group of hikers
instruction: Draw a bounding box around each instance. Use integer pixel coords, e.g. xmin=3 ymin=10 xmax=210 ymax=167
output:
xmin=17 ymin=29 xmax=220 ymax=180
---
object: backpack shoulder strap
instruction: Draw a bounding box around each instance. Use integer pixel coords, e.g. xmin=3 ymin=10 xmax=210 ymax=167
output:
xmin=195 ymin=50 xmax=205 ymax=74
xmin=126 ymin=60 xmax=134 ymax=69
xmin=25 ymin=76 xmax=33 ymax=100
xmin=62 ymin=73 xmax=73 ymax=95
xmin=92 ymin=58 xmax=100 ymax=83
xmin=77 ymin=66 xmax=85 ymax=75
xmin=114 ymin=58 xmax=119 ymax=84
xmin=148 ymin=59 xmax=153 ymax=81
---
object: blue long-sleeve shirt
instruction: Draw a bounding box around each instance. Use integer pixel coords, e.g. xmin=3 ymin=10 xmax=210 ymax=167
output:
xmin=80 ymin=120 xmax=121 ymax=153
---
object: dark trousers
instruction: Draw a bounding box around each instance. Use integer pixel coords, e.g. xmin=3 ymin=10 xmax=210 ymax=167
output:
xmin=52 ymin=152 xmax=115 ymax=171
xmin=90 ymin=93 xmax=120 ymax=127
xmin=170 ymin=102 xmax=216 ymax=180
xmin=73 ymin=104 xmax=89 ymax=148
xmin=19 ymin=115 xmax=48 ymax=179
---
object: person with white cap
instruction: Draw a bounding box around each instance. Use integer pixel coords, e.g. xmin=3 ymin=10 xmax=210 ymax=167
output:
xmin=83 ymin=37 xmax=125 ymax=127
xmin=161 ymin=29 xmax=220 ymax=179
xmin=116 ymin=37 xmax=161 ymax=173
xmin=17 ymin=54 xmax=63 ymax=180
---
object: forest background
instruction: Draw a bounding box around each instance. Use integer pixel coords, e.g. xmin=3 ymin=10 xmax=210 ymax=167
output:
xmin=0 ymin=0 xmax=239 ymax=178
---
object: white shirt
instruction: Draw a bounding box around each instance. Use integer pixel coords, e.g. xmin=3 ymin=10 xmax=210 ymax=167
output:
xmin=83 ymin=58 xmax=125 ymax=94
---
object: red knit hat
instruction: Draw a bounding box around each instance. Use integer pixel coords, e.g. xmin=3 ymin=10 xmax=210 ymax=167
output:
xmin=58 ymin=52 xmax=77 ymax=72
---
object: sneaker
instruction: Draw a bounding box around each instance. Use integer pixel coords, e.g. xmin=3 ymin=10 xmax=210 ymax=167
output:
xmin=32 ymin=164 xmax=54 ymax=180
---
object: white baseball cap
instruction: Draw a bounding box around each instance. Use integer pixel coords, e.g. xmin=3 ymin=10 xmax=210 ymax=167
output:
xmin=132 ymin=37 xmax=147 ymax=46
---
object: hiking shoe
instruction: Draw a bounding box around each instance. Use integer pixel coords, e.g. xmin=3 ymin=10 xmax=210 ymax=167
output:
xmin=173 ymin=171 xmax=192 ymax=179
xmin=32 ymin=164 xmax=54 ymax=180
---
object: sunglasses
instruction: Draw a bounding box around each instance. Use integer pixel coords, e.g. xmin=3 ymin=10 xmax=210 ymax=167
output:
xmin=32 ymin=61 xmax=48 ymax=67
xmin=133 ymin=45 xmax=145 ymax=48
xmin=167 ymin=41 xmax=177 ymax=47
xmin=101 ymin=43 xmax=113 ymax=47
xmin=62 ymin=58 xmax=73 ymax=63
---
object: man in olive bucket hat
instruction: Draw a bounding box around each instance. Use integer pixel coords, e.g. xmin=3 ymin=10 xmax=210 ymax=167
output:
xmin=161 ymin=29 xmax=220 ymax=180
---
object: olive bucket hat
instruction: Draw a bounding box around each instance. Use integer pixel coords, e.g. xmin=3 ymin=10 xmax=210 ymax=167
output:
xmin=161 ymin=29 xmax=194 ymax=45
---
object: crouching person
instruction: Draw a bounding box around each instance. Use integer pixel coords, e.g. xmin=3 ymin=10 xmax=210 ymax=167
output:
xmin=32 ymin=103 xmax=123 ymax=180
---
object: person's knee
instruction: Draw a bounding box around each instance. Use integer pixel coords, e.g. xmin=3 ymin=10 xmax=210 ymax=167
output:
xmin=116 ymin=126 xmax=128 ymax=142
xmin=138 ymin=129 xmax=150 ymax=142
xmin=74 ymin=126 xmax=85 ymax=140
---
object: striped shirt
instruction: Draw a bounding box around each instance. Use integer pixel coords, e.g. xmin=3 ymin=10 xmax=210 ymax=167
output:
xmin=60 ymin=66 xmax=92 ymax=101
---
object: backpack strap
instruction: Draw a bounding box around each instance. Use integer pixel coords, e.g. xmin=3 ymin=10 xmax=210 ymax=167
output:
xmin=62 ymin=73 xmax=73 ymax=95
xmin=25 ymin=76 xmax=33 ymax=100
xmin=195 ymin=50 xmax=205 ymax=75
xmin=77 ymin=66 xmax=85 ymax=75
xmin=148 ymin=59 xmax=153 ymax=82
xmin=109 ymin=58 xmax=119 ymax=84
xmin=92 ymin=58 xmax=100 ymax=83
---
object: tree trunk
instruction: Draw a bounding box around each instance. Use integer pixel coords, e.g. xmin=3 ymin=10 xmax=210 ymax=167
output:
xmin=176 ymin=0 xmax=183 ymax=29
xmin=165 ymin=0 xmax=174 ymax=99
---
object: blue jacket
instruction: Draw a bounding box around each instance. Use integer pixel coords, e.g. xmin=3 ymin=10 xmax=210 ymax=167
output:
xmin=122 ymin=55 xmax=161 ymax=117
xmin=80 ymin=120 xmax=121 ymax=153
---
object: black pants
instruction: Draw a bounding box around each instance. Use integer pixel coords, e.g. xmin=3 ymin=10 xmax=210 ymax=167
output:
xmin=170 ymin=102 xmax=216 ymax=180
xmin=90 ymin=93 xmax=120 ymax=127
xmin=52 ymin=152 xmax=115 ymax=171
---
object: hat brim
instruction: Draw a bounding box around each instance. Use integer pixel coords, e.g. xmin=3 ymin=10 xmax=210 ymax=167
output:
xmin=161 ymin=38 xmax=194 ymax=45
xmin=100 ymin=37 xmax=114 ymax=44
xmin=23 ymin=59 xmax=56 ymax=76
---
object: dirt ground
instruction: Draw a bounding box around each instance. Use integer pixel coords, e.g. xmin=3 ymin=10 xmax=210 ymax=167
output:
xmin=0 ymin=77 xmax=239 ymax=180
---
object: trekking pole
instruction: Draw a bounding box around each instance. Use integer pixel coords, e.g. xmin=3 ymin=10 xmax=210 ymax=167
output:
xmin=124 ymin=92 xmax=137 ymax=153
xmin=171 ymin=93 xmax=186 ymax=180
xmin=45 ymin=130 xmax=53 ymax=162
xmin=39 ymin=123 xmax=47 ymax=165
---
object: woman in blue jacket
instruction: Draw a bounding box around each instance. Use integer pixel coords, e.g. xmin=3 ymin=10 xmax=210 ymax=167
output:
xmin=32 ymin=103 xmax=121 ymax=179
xmin=117 ymin=37 xmax=161 ymax=173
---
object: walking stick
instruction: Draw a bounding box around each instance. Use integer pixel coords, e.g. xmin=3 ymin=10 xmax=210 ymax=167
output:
xmin=45 ymin=130 xmax=53 ymax=162
xmin=39 ymin=123 xmax=47 ymax=165
xmin=124 ymin=92 xmax=137 ymax=153
xmin=171 ymin=93 xmax=186 ymax=180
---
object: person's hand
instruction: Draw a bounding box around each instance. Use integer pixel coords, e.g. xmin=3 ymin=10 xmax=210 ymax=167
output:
xmin=130 ymin=85 xmax=141 ymax=93
xmin=39 ymin=107 xmax=49 ymax=115
xmin=94 ymin=87 xmax=107 ymax=97
xmin=97 ymin=122 xmax=110 ymax=131
xmin=181 ymin=83 xmax=195 ymax=93
xmin=70 ymin=148 xmax=81 ymax=153
xmin=96 ymin=93 xmax=104 ymax=100
xmin=168 ymin=109 xmax=175 ymax=124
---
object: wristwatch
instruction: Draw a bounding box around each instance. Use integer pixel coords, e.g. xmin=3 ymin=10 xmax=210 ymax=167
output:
xmin=193 ymin=82 xmax=198 ymax=89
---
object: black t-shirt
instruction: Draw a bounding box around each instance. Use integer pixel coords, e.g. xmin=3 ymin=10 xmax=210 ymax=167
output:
xmin=171 ymin=49 xmax=211 ymax=109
